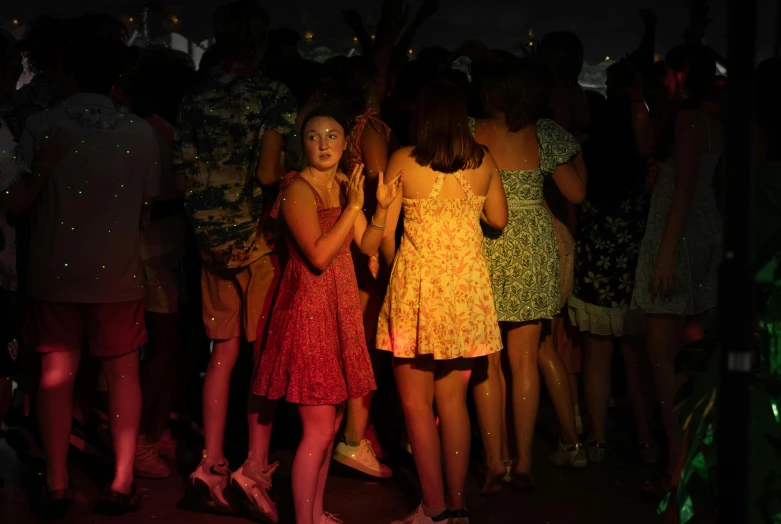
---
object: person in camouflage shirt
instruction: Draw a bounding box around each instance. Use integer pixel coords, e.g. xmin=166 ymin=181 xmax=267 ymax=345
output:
xmin=173 ymin=2 xmax=296 ymax=520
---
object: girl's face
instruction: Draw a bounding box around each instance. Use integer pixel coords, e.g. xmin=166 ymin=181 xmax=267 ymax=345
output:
xmin=303 ymin=116 xmax=346 ymax=172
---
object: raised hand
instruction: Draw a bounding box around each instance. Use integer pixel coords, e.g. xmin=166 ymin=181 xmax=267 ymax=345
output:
xmin=345 ymin=162 xmax=366 ymax=211
xmin=376 ymin=169 xmax=404 ymax=210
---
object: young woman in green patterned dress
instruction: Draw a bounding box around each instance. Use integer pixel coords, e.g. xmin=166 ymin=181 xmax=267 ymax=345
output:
xmin=469 ymin=59 xmax=587 ymax=492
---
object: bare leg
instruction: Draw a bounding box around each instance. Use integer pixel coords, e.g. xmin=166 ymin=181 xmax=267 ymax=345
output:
xmin=646 ymin=315 xmax=685 ymax=474
xmin=434 ymin=359 xmax=473 ymax=510
xmin=505 ymin=321 xmax=543 ymax=475
xmin=101 ymin=351 xmax=142 ymax=494
xmin=293 ymin=405 xmax=338 ymax=524
xmin=583 ymin=334 xmax=614 ymax=442
xmin=202 ymin=338 xmax=241 ymax=465
xmin=619 ymin=337 xmax=654 ymax=443
xmin=538 ymin=328 xmax=578 ymax=445
xmin=471 ymin=353 xmax=506 ymax=492
xmin=39 ymin=350 xmax=81 ymax=491
xmin=313 ymin=408 xmax=344 ymax=522
xmin=394 ymin=357 xmax=446 ymax=513
xmin=247 ymin=393 xmax=277 ymax=467
xmin=344 ymin=393 xmax=372 ymax=444
xmin=343 ymin=286 xmax=380 ymax=445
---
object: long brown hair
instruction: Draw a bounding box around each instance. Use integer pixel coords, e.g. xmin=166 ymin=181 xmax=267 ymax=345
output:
xmin=411 ymin=80 xmax=485 ymax=173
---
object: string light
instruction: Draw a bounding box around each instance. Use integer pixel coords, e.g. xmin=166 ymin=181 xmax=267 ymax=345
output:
xmin=128 ymin=17 xmax=134 ymax=23
xmin=171 ymin=16 xmax=179 ymax=24
xmin=304 ymin=31 xmax=313 ymax=40
xmin=605 ymin=55 xmax=611 ymax=61
xmin=12 ymin=18 xmax=19 ymax=26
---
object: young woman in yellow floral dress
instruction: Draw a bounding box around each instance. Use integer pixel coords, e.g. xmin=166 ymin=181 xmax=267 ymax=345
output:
xmin=376 ymin=80 xmax=508 ymax=524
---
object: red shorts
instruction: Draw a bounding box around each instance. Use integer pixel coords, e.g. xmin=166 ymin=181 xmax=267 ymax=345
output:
xmin=24 ymin=300 xmax=147 ymax=358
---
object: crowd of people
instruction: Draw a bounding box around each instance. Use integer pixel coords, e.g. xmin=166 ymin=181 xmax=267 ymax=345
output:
xmin=0 ymin=0 xmax=778 ymax=523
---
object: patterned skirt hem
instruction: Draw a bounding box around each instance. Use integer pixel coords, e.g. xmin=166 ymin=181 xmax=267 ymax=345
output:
xmin=253 ymin=384 xmax=377 ymax=407
xmin=375 ymin=344 xmax=503 ymax=360
xmin=567 ymin=295 xmax=631 ymax=337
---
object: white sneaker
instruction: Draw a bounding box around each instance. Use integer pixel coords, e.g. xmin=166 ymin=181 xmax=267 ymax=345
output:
xmin=320 ymin=512 xmax=344 ymax=523
xmin=333 ymin=439 xmax=392 ymax=478
xmin=550 ymin=441 xmax=587 ymax=468
xmin=230 ymin=459 xmax=279 ymax=523
xmin=390 ymin=504 xmax=450 ymax=524
xmin=188 ymin=452 xmax=234 ymax=512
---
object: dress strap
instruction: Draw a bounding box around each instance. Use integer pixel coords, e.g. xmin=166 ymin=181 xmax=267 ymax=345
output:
xmin=453 ymin=171 xmax=476 ymax=198
xmin=297 ymin=175 xmax=327 ymax=210
xmin=428 ymin=172 xmax=445 ymax=199
xmin=427 ymin=171 xmax=475 ymax=200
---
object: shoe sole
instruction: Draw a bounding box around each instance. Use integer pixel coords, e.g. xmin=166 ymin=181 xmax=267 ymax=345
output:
xmin=332 ymin=452 xmax=392 ymax=478
xmin=185 ymin=477 xmax=238 ymax=516
xmin=229 ymin=477 xmax=277 ymax=523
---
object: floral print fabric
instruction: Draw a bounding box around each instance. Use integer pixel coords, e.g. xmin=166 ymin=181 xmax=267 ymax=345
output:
xmin=377 ymin=171 xmax=502 ymax=359
xmin=475 ymin=118 xmax=580 ymax=322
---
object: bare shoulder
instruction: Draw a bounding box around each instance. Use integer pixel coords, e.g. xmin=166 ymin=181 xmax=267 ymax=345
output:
xmin=479 ymin=150 xmax=499 ymax=177
xmin=335 ymin=171 xmax=350 ymax=183
xmin=282 ymin=178 xmax=315 ymax=203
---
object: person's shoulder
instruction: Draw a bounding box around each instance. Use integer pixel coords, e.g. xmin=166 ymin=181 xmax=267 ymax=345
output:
xmin=392 ymin=145 xmax=415 ymax=159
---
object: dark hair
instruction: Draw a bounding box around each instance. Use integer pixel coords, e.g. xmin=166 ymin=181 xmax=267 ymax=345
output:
xmin=300 ymin=104 xmax=350 ymax=143
xmin=666 ymin=44 xmax=717 ymax=106
xmin=213 ymin=0 xmax=270 ymax=62
xmin=654 ymin=45 xmax=718 ymax=162
xmin=126 ymin=46 xmax=197 ymax=122
xmin=71 ymin=14 xmax=128 ymax=42
xmin=62 ymin=37 xmax=128 ymax=95
xmin=412 ymin=80 xmax=485 ymax=173
xmin=479 ymin=58 xmax=552 ymax=132
xmin=336 ymin=56 xmax=378 ymax=122
xmin=24 ymin=16 xmax=71 ymax=73
xmin=538 ymin=31 xmax=584 ymax=82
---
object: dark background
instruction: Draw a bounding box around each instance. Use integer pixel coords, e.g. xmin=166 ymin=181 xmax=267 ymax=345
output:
xmin=1 ymin=0 xmax=779 ymax=63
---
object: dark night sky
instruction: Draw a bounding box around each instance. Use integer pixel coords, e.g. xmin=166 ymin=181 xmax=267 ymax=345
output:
xmin=2 ymin=0 xmax=779 ymax=63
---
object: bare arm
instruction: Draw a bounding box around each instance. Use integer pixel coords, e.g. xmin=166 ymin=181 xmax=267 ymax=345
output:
xmin=353 ymin=168 xmax=403 ymax=256
xmin=480 ymin=154 xmax=509 ymax=229
xmin=657 ymin=111 xmax=703 ymax=262
xmin=256 ymin=130 xmax=286 ymax=186
xmin=377 ymin=151 xmax=407 ymax=265
xmin=552 ymin=152 xmax=588 ymax=204
xmin=360 ymin=123 xmax=390 ymax=183
xmin=281 ymin=180 xmax=362 ymax=272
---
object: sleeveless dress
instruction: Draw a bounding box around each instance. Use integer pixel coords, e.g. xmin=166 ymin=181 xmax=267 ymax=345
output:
xmin=252 ymin=172 xmax=377 ymax=405
xmin=376 ymin=171 xmax=502 ymax=359
xmin=632 ymin=112 xmax=722 ymax=316
xmin=470 ymin=118 xmax=581 ymax=322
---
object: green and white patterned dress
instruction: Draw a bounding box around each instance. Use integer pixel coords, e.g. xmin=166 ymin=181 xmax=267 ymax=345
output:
xmin=470 ymin=118 xmax=580 ymax=322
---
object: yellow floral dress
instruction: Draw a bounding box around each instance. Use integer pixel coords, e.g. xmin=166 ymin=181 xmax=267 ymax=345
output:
xmin=377 ymin=171 xmax=503 ymax=359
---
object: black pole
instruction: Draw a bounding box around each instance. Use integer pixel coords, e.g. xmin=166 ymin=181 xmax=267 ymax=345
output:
xmin=718 ymin=0 xmax=756 ymax=522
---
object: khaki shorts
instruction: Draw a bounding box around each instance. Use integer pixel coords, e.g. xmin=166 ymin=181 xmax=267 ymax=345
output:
xmin=201 ymin=254 xmax=280 ymax=343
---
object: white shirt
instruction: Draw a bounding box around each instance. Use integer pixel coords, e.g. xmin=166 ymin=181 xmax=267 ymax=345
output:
xmin=20 ymin=93 xmax=161 ymax=303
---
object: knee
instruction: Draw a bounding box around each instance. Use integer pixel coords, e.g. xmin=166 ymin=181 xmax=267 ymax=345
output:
xmin=39 ymin=369 xmax=76 ymax=391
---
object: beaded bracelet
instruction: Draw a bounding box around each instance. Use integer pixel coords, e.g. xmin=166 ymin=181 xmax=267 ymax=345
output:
xmin=370 ymin=216 xmax=386 ymax=230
